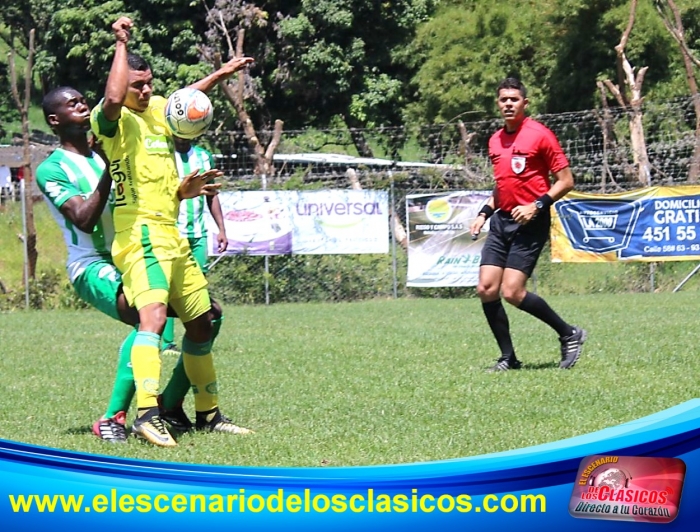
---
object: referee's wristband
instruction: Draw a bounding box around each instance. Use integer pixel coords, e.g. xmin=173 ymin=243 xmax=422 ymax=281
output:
xmin=478 ymin=205 xmax=495 ymax=219
xmin=536 ymin=194 xmax=554 ymax=210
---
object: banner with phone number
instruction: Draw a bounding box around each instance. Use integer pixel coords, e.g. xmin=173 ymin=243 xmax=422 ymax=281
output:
xmin=551 ymin=186 xmax=700 ymax=262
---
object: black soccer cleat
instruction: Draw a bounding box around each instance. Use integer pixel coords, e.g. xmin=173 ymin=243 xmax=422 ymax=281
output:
xmin=559 ymin=327 xmax=587 ymax=369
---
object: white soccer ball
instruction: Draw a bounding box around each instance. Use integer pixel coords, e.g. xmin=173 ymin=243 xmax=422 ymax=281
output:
xmin=164 ymin=88 xmax=214 ymax=139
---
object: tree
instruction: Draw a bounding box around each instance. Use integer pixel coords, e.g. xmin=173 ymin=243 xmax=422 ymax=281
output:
xmin=654 ymin=0 xmax=700 ymax=181
xmin=8 ymin=29 xmax=39 ymax=280
xmin=39 ymin=0 xmax=207 ymax=103
xmin=599 ymin=0 xmax=652 ymax=185
xmin=272 ymin=0 xmax=436 ymax=156
xmin=202 ymin=1 xmax=283 ymax=178
xmin=406 ymin=1 xmax=557 ymax=125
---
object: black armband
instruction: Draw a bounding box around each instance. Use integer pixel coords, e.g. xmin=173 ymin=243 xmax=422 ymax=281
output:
xmin=478 ymin=204 xmax=495 ymax=219
xmin=535 ymin=194 xmax=554 ymax=210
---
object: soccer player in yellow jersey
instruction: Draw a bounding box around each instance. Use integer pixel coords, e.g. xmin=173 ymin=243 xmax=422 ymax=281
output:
xmin=91 ymin=16 xmax=254 ymax=447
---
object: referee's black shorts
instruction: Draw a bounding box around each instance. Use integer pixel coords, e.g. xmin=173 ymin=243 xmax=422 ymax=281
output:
xmin=480 ymin=209 xmax=551 ymax=277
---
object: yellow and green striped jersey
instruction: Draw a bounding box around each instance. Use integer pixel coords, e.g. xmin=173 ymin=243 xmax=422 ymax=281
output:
xmin=90 ymin=96 xmax=180 ymax=233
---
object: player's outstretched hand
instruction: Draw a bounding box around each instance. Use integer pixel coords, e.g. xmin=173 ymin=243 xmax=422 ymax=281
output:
xmin=177 ymin=169 xmax=223 ymax=200
xmin=220 ymin=56 xmax=255 ymax=77
xmin=112 ymin=17 xmax=132 ymax=43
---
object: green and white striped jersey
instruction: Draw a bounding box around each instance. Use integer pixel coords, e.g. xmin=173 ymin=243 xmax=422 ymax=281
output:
xmin=175 ymin=145 xmax=215 ymax=238
xmin=36 ymin=148 xmax=113 ymax=282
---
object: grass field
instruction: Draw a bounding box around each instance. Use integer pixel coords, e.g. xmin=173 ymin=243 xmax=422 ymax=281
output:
xmin=0 ymin=293 xmax=698 ymax=467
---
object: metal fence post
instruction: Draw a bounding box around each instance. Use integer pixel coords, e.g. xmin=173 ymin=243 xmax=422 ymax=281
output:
xmin=20 ymin=178 xmax=29 ymax=309
xmin=261 ymin=173 xmax=270 ymax=305
xmin=390 ymin=171 xmax=398 ymax=299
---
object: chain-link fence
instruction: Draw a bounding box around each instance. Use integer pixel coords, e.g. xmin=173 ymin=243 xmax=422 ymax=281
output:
xmin=202 ymin=96 xmax=700 ymax=304
xmin=206 ymin=95 xmax=699 ymax=190
xmin=4 ymin=96 xmax=700 ymax=308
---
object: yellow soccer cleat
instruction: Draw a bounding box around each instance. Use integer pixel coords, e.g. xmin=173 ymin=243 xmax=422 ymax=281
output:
xmin=132 ymin=412 xmax=178 ymax=447
xmin=196 ymin=408 xmax=254 ymax=435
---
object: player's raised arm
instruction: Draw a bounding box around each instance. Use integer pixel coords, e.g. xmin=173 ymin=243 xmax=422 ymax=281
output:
xmin=102 ymin=16 xmax=133 ymax=122
xmin=189 ymin=56 xmax=255 ymax=94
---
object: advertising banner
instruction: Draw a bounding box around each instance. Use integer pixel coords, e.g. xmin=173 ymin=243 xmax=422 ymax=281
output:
xmin=210 ymin=191 xmax=294 ymax=255
xmin=291 ymin=190 xmax=389 ymax=255
xmin=406 ymin=191 xmax=491 ymax=287
xmin=4 ymin=400 xmax=700 ymax=530
xmin=551 ymin=186 xmax=700 ymax=262
xmin=208 ymin=190 xmax=388 ymax=256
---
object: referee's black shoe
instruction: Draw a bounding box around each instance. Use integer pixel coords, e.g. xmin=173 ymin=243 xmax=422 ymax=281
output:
xmin=559 ymin=327 xmax=587 ymax=369
xmin=487 ymin=356 xmax=522 ymax=372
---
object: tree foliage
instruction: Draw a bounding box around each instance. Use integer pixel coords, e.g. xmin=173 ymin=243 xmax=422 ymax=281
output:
xmin=405 ymin=0 xmax=700 ymax=124
xmin=1 ymin=0 xmax=699 ymax=132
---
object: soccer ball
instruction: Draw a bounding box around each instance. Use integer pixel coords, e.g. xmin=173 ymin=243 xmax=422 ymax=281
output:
xmin=164 ymin=88 xmax=214 ymax=139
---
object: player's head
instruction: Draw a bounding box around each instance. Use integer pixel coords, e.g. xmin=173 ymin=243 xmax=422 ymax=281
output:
xmin=496 ymin=77 xmax=528 ymax=128
xmin=172 ymin=135 xmax=192 ymax=154
xmin=497 ymin=77 xmax=527 ymax=99
xmin=124 ymin=52 xmax=153 ymax=112
xmin=42 ymin=86 xmax=91 ymax=135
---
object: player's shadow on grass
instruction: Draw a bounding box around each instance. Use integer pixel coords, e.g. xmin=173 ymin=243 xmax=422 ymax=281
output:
xmin=64 ymin=426 xmax=95 ymax=436
xmin=521 ymin=361 xmax=560 ymax=370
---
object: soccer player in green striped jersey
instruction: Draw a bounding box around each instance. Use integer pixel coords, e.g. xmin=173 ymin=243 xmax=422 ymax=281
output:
xmin=174 ymin=136 xmax=228 ymax=270
xmin=36 ymin=87 xmax=224 ymax=442
xmin=37 ymin=86 xmax=140 ymax=442
xmin=160 ymin=137 xmax=228 ymax=358
xmin=36 ymin=87 xmax=138 ymax=442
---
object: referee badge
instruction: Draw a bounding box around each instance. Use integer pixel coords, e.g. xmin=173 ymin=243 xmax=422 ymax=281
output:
xmin=511 ymin=156 xmax=526 ymax=174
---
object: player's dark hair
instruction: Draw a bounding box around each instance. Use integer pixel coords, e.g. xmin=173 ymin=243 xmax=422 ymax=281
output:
xmin=42 ymin=86 xmax=78 ymax=125
xmin=127 ymin=52 xmax=150 ymax=71
xmin=497 ymin=77 xmax=527 ymax=98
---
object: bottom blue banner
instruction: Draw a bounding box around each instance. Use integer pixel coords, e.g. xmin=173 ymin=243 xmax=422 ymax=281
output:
xmin=2 ymin=399 xmax=700 ymax=530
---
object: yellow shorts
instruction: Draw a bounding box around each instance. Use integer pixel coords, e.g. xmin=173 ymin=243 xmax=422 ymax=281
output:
xmin=112 ymin=223 xmax=210 ymax=322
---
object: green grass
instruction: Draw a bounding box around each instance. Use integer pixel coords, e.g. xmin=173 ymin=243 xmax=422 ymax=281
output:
xmin=0 ymin=294 xmax=698 ymax=466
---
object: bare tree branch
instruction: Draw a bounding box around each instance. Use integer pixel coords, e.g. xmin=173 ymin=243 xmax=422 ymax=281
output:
xmin=602 ymin=80 xmax=626 ymax=108
xmin=601 ymin=1 xmax=651 ymax=185
xmin=7 ymin=29 xmax=38 ymax=280
xmin=263 ymin=120 xmax=284 ymax=162
xmin=655 ymin=0 xmax=700 ymax=68
xmin=617 ymin=0 xmax=638 ymax=52
xmin=655 ymin=0 xmax=700 ymax=180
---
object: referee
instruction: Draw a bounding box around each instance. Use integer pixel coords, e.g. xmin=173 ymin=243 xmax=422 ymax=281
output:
xmin=470 ymin=77 xmax=587 ymax=371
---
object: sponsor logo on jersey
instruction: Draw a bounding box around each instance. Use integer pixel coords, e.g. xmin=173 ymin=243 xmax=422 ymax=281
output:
xmin=144 ymin=135 xmax=171 ymax=154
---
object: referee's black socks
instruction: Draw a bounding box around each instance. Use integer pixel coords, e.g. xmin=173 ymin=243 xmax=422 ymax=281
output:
xmin=517 ymin=292 xmax=572 ymax=337
xmin=482 ymin=299 xmax=516 ymax=358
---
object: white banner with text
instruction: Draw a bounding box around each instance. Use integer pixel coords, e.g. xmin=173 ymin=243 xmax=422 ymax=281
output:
xmin=207 ymin=190 xmax=389 ymax=256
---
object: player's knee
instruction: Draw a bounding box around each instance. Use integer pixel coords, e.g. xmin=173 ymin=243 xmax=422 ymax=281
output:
xmin=183 ymin=312 xmax=212 ymax=343
xmin=137 ymin=303 xmax=168 ymax=333
xmin=501 ymin=286 xmax=525 ymax=306
xmin=477 ymin=283 xmax=498 ymax=300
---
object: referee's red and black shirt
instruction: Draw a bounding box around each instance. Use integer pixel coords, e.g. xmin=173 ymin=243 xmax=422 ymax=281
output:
xmin=488 ymin=117 xmax=570 ymax=213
